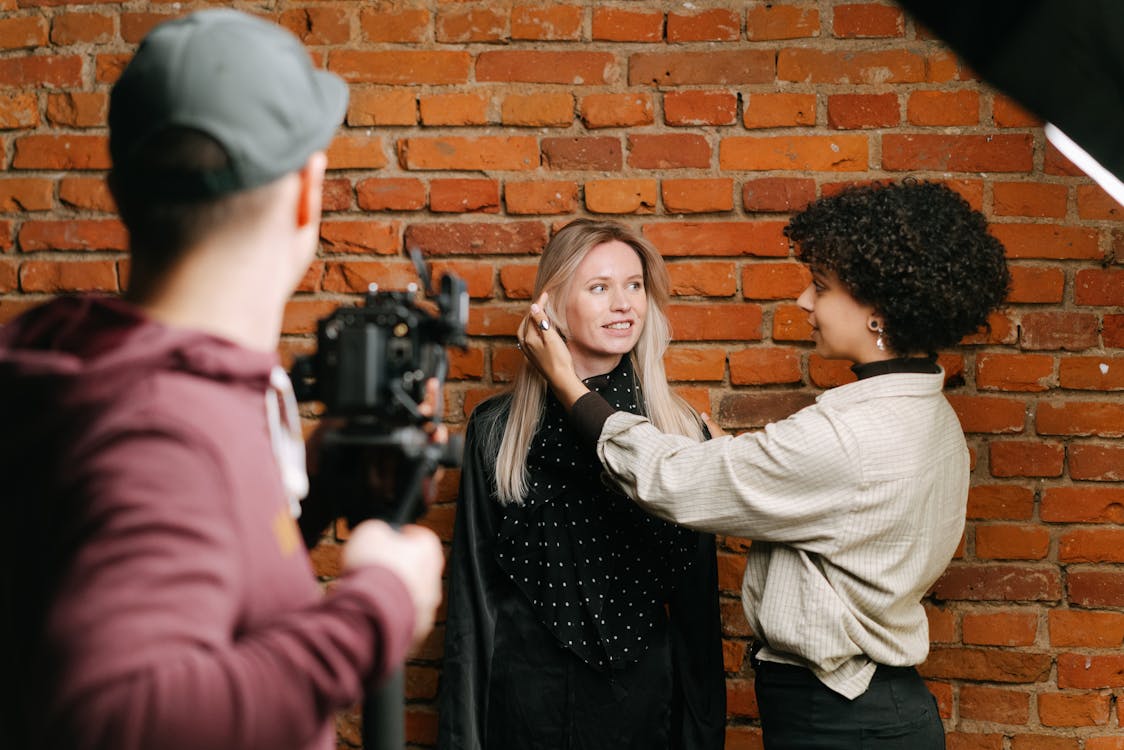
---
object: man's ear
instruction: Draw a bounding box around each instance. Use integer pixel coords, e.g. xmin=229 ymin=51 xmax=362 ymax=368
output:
xmin=296 ymin=151 xmax=327 ymax=230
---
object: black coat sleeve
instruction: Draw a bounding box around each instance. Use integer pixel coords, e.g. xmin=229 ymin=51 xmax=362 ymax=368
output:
xmin=668 ymin=531 xmax=727 ymax=750
xmin=436 ymin=411 xmax=502 ymax=750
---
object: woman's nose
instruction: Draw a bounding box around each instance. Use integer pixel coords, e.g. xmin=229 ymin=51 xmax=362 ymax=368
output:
xmin=796 ymin=283 xmax=815 ymax=312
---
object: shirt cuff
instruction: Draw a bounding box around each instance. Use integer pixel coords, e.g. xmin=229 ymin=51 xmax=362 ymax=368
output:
xmin=570 ymin=391 xmax=618 ymax=448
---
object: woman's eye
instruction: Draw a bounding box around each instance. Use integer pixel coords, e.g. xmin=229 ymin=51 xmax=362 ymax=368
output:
xmin=590 ymin=284 xmax=606 ymax=293
xmin=628 ymin=282 xmax=643 ymax=291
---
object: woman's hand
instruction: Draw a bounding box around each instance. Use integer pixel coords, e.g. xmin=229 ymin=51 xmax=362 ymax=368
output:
xmin=519 ymin=292 xmax=590 ymax=411
xmin=701 ymin=412 xmax=728 ymax=438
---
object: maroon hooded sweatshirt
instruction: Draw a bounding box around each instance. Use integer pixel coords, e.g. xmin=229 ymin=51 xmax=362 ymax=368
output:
xmin=0 ymin=296 xmax=415 ymax=750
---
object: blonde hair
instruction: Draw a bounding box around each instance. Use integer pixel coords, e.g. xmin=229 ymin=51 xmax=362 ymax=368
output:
xmin=486 ymin=219 xmax=704 ymax=505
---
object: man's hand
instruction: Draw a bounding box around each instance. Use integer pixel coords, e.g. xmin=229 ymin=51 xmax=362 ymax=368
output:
xmin=343 ymin=520 xmax=444 ymax=647
xmin=519 ymin=292 xmax=590 ymax=411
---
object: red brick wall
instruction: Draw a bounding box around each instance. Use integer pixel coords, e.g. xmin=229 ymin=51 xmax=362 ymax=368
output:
xmin=3 ymin=2 xmax=1122 ymax=747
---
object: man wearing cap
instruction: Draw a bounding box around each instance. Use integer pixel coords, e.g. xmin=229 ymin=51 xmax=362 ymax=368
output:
xmin=0 ymin=10 xmax=443 ymax=750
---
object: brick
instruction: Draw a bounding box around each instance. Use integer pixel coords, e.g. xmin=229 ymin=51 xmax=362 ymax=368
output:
xmin=833 ymin=3 xmax=904 ymax=38
xmin=962 ymin=610 xmax=1039 ymax=645
xmin=664 ymin=91 xmax=737 ymax=126
xmin=667 ymin=260 xmax=736 ymax=296
xmin=579 ymin=93 xmax=654 ymax=129
xmin=931 ymin=564 xmax=1062 ymax=602
xmin=959 ymin=685 xmax=1030 ymax=724
xmin=989 ymin=440 xmax=1064 ymax=477
xmin=663 ymin=347 xmax=727 ymax=382
xmin=0 ymin=298 xmax=39 ymax=324
xmin=0 ymin=54 xmax=82 ymax=88
xmin=429 ymin=179 xmax=499 ymax=214
xmin=992 ymin=223 xmax=1102 ymax=260
xmin=329 ymin=51 xmax=471 ymax=85
xmin=729 ymin=347 xmax=802 ymax=385
xmin=1077 ymin=183 xmax=1124 ymax=219
xmin=502 ymin=93 xmax=573 ymax=127
xmin=718 ymin=391 xmax=815 ymax=429
xmin=975 ymin=353 xmax=1054 ymax=392
xmin=477 ymin=51 xmax=614 ymax=84
xmin=743 ymin=92 xmax=816 ymax=129
xmin=1057 ymin=652 xmax=1124 ymax=688
xmin=808 ymin=355 xmax=855 ymax=388
xmin=1087 ymin=738 xmax=1124 ymax=750
xmin=58 ymin=176 xmax=114 ymax=212
xmin=661 ymin=178 xmax=733 ymax=214
xmin=628 ymin=134 xmax=710 ymax=169
xmin=883 ymin=134 xmax=1033 ymax=172
xmin=1041 ymin=487 xmax=1124 ymax=524
xmin=0 ymin=177 xmax=52 ymax=212
xmin=925 ymin=604 xmax=955 ymax=642
xmin=827 ymin=93 xmax=899 ymax=129
xmin=12 ymin=135 xmax=109 ymax=170
xmin=1067 ymin=571 xmax=1124 ymax=609
xmin=1044 ymin=141 xmax=1086 ymax=177
xmin=45 ymin=92 xmax=107 ymax=128
xmin=356 ymin=178 xmax=426 ymax=212
xmin=591 ymin=8 xmax=663 ymax=43
xmin=721 ymin=135 xmax=867 ymax=172
xmin=18 ymin=219 xmax=126 ymax=252
xmin=1106 ymin=314 xmax=1124 ymax=348
xmin=966 ymin=485 xmax=1035 ymax=521
xmin=726 ymin=677 xmax=760 ymax=719
xmin=359 ymin=8 xmax=430 ymax=43
xmin=404 ymin=222 xmax=548 ymax=257
xmin=504 ymin=181 xmax=578 ymax=215
xmin=322 ymin=261 xmax=428 ymax=295
xmin=278 ymin=6 xmax=350 ymax=45
xmin=1007 ymin=265 xmax=1065 ymax=303
xmin=724 ymin=640 xmax=748 ymax=673
xmin=920 ymin=647 xmax=1052 ymax=683
xmin=347 ymin=88 xmax=417 ymax=127
xmin=741 ymin=262 xmax=809 ymax=301
xmin=1060 ymin=528 xmax=1124 ymax=563
xmin=119 ymin=12 xmax=172 ymax=44
xmin=491 ymin=347 xmax=523 ymax=380
xmin=0 ymin=15 xmax=47 ymax=49
xmin=435 ymin=7 xmax=506 ymax=43
xmin=19 ymin=259 xmax=118 ymax=293
xmin=778 ymin=49 xmax=923 ymax=84
xmin=742 ymin=178 xmax=817 ymax=213
xmin=668 ymin=303 xmax=762 ymax=342
xmin=320 ymin=221 xmax=400 ymax=256
xmin=1059 ymin=356 xmax=1124 ymax=390
xmin=1037 ymin=401 xmax=1124 ymax=438
xmin=975 ymin=525 xmax=1049 ymax=561
xmin=1011 ymin=738 xmax=1077 ymax=750
xmin=466 ymin=303 xmax=523 ymax=337
xmin=1038 ymin=692 xmax=1112 ymax=727
xmin=907 ymin=90 xmax=980 ymax=126
xmin=0 ymin=258 xmax=17 ymax=292
xmin=585 ymin=179 xmax=657 ymax=214
xmin=773 ymin=303 xmax=813 ymax=342
xmin=667 ymin=9 xmax=741 ymax=42
xmin=992 ymin=182 xmax=1068 ymax=218
xmin=924 ymin=52 xmax=964 ymax=84
xmin=946 ymin=394 xmax=1026 ymax=434
xmin=398 ymin=137 xmax=538 ymax=171
xmin=419 ymin=93 xmax=488 ymax=126
xmin=1019 ymin=311 xmax=1099 ymax=351
xmin=50 ymin=12 xmax=113 ymax=45
xmin=961 ymin=311 xmax=1016 ymax=346
xmin=629 ymin=50 xmax=774 ymax=86
xmin=725 ymin=725 xmax=765 ymax=750
xmin=1069 ymin=444 xmax=1124 ymax=481
xmin=993 ymin=93 xmax=1041 ymax=127
xmin=745 ymin=4 xmax=819 ymax=40
xmin=644 ymin=221 xmax=787 ymax=257
xmin=326 ymin=135 xmax=388 ymax=170
xmin=0 ymin=92 xmax=38 ymax=130
xmin=1049 ymin=610 xmax=1124 ymax=648
xmin=511 ymin=5 xmax=581 ymax=41
xmin=541 ymin=137 xmax=622 ymax=171
xmin=428 ymin=261 xmax=494 ymax=300
xmin=1075 ymin=268 xmax=1124 ymax=306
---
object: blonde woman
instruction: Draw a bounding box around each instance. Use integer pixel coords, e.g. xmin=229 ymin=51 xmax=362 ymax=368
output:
xmin=437 ymin=220 xmax=725 ymax=750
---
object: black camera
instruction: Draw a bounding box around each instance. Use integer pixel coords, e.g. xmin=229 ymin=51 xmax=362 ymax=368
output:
xmin=292 ymin=249 xmax=468 ymax=525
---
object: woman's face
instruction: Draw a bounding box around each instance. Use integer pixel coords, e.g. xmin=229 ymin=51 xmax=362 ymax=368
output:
xmin=562 ymin=240 xmax=648 ymax=379
xmin=796 ymin=267 xmax=883 ymax=364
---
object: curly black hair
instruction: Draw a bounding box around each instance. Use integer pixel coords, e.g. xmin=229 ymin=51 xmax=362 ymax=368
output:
xmin=784 ymin=180 xmax=1010 ymax=355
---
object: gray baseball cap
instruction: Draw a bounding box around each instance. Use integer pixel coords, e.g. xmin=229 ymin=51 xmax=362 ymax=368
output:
xmin=109 ymin=9 xmax=348 ymax=198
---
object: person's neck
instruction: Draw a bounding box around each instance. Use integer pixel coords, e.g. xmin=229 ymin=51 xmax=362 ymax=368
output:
xmin=571 ymin=352 xmax=624 ymax=381
xmin=131 ymin=237 xmax=293 ymax=352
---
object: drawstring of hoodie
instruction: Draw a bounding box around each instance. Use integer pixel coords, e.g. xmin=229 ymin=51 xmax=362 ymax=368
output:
xmin=266 ymin=365 xmax=309 ymax=518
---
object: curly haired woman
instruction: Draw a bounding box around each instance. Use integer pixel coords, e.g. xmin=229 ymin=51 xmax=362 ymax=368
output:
xmin=437 ymin=219 xmax=726 ymax=750
xmin=520 ymin=181 xmax=1010 ymax=749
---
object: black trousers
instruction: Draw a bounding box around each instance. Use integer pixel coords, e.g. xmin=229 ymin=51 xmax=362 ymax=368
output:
xmin=753 ymin=657 xmax=944 ymax=749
